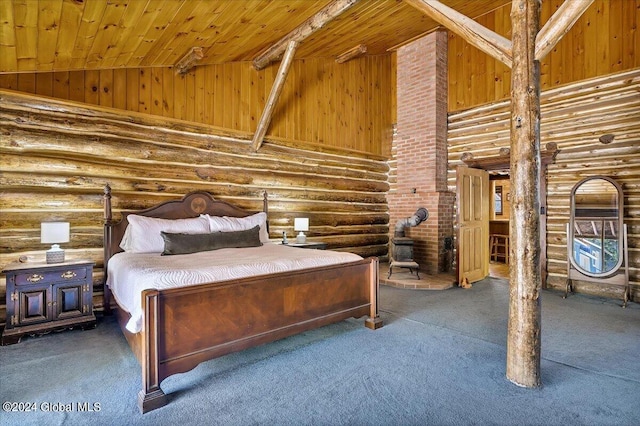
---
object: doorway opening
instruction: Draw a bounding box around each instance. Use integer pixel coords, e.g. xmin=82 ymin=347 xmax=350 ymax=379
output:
xmin=458 ymin=143 xmax=557 ymax=286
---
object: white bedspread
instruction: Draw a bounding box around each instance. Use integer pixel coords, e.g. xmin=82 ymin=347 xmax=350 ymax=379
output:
xmin=106 ymin=243 xmax=362 ymax=333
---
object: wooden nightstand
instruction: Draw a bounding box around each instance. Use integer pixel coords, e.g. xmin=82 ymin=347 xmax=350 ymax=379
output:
xmin=2 ymin=260 xmax=96 ymax=345
xmin=284 ymin=241 xmax=327 ymax=250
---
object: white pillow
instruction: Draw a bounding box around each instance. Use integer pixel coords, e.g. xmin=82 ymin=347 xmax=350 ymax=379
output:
xmin=120 ymin=215 xmax=210 ymax=253
xmin=203 ymin=212 xmax=269 ymax=243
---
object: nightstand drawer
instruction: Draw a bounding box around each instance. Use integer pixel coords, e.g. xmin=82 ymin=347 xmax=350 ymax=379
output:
xmin=14 ymin=267 xmax=88 ymax=286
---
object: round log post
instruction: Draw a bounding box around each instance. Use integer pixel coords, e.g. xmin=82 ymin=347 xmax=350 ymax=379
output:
xmin=507 ymin=0 xmax=542 ymax=388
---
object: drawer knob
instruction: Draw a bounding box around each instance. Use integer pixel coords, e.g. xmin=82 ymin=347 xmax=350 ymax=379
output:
xmin=61 ymin=271 xmax=77 ymax=279
xmin=27 ymin=274 xmax=44 ymax=283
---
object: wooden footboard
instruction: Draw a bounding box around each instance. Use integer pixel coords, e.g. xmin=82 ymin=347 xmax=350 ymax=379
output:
xmin=126 ymin=257 xmax=381 ymax=413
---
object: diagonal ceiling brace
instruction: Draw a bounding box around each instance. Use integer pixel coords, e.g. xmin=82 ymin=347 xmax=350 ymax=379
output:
xmin=252 ymin=0 xmax=360 ymax=70
xmin=404 ymin=0 xmax=513 ymax=67
xmin=535 ymin=0 xmax=594 ymax=60
xmin=252 ymin=40 xmax=299 ymax=151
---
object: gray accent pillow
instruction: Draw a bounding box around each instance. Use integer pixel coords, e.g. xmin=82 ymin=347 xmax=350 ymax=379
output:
xmin=161 ymin=225 xmax=262 ymax=255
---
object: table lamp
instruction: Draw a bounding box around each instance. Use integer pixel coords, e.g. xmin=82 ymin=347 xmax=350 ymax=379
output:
xmin=294 ymin=218 xmax=309 ymax=244
xmin=41 ymin=222 xmax=70 ymax=264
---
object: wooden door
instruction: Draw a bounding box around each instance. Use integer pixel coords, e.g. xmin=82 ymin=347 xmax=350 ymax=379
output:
xmin=456 ymin=166 xmax=490 ymax=285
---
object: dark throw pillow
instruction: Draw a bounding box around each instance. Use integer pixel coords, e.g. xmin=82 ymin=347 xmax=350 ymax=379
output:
xmin=161 ymin=225 xmax=263 ymax=255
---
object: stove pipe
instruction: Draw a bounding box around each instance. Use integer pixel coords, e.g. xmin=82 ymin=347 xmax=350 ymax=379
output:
xmin=394 ymin=207 xmax=428 ymax=238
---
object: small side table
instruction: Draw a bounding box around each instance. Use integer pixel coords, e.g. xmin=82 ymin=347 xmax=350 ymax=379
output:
xmin=2 ymin=259 xmax=96 ymax=345
xmin=283 ymin=241 xmax=327 ymax=250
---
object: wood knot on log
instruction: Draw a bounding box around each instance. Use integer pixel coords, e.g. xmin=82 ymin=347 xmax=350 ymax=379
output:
xmin=196 ymin=168 xmax=215 ymax=181
xmin=598 ymin=134 xmax=615 ymax=144
xmin=460 ymin=152 xmax=474 ymax=162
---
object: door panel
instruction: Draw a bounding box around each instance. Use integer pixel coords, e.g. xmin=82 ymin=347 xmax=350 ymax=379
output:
xmin=54 ymin=283 xmax=84 ymax=320
xmin=457 ymin=166 xmax=489 ymax=284
xmin=18 ymin=285 xmax=50 ymax=325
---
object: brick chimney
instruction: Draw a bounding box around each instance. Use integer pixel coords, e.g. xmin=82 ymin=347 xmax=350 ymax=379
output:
xmin=387 ymin=30 xmax=455 ymax=275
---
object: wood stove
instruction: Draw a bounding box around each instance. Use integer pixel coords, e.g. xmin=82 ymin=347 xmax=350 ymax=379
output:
xmin=392 ymin=237 xmax=414 ymax=262
xmin=388 ymin=208 xmax=428 ymax=279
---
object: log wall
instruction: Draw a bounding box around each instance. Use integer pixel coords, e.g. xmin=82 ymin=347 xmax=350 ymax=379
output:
xmin=0 ymin=55 xmax=394 ymax=157
xmin=447 ymin=69 xmax=640 ymax=301
xmin=448 ymin=0 xmax=640 ymax=111
xmin=0 ymin=90 xmax=390 ymax=325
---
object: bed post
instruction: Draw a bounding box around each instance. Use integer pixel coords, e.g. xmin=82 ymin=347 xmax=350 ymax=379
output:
xmin=103 ymin=184 xmax=113 ymax=315
xmin=263 ymin=190 xmax=268 ymax=213
xmin=365 ymin=257 xmax=383 ymax=330
xmin=138 ymin=289 xmax=168 ymax=413
xmin=263 ymin=191 xmax=270 ymax=234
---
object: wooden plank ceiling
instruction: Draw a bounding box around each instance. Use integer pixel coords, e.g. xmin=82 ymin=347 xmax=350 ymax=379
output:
xmin=0 ymin=0 xmax=511 ymax=74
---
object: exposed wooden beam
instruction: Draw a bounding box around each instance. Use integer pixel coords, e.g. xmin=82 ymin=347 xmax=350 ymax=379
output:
xmin=175 ymin=47 xmax=204 ymax=75
xmin=252 ymin=0 xmax=360 ymax=70
xmin=460 ymin=142 xmax=558 ymax=171
xmin=252 ymin=41 xmax=299 ymax=151
xmin=404 ymin=0 xmax=513 ymax=67
xmin=336 ymin=44 xmax=367 ymax=64
xmin=535 ymin=0 xmax=594 ymax=60
xmin=507 ymin=0 xmax=542 ymax=389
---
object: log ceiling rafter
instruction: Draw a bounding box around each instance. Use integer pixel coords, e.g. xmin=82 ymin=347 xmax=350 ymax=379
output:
xmin=252 ymin=40 xmax=299 ymax=151
xmin=250 ymin=0 xmax=596 ymax=152
xmin=404 ymin=0 xmax=513 ymax=67
xmin=251 ymin=0 xmax=361 ymax=151
xmin=336 ymin=44 xmax=368 ymax=64
xmin=404 ymin=0 xmax=594 ymax=67
xmin=252 ymin=0 xmax=361 ymax=71
xmin=534 ymin=0 xmax=595 ymax=60
xmin=175 ymin=47 xmax=204 ymax=75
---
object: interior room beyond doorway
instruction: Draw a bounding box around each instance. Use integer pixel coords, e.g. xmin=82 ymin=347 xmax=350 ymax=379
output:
xmin=490 ymin=175 xmax=510 ymax=280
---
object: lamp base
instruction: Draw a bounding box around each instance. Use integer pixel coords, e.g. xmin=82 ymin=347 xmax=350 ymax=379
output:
xmin=46 ymin=249 xmax=65 ymax=264
xmin=296 ymin=232 xmax=306 ymax=244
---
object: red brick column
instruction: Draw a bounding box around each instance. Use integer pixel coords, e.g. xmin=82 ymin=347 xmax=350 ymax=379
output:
xmin=387 ymin=30 xmax=454 ymax=274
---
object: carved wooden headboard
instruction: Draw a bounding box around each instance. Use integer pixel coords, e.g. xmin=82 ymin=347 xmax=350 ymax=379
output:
xmin=102 ymin=184 xmax=268 ymax=269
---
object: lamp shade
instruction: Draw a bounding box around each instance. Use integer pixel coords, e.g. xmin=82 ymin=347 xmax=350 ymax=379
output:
xmin=294 ymin=218 xmax=309 ymax=232
xmin=41 ymin=222 xmax=70 ymax=244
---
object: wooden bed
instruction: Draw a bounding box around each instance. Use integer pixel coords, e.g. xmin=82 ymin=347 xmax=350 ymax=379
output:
xmin=102 ymin=185 xmax=382 ymax=413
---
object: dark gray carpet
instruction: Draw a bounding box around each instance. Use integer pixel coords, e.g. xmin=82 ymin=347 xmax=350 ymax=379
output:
xmin=1 ymin=277 xmax=639 ymax=426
